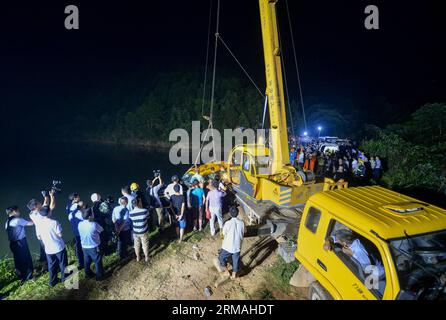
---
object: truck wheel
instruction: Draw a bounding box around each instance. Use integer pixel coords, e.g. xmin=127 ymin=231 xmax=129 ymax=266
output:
xmin=309 ymin=282 xmax=333 ymax=300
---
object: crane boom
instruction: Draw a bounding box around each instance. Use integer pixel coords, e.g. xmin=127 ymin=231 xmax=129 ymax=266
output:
xmin=259 ymin=0 xmax=290 ymax=174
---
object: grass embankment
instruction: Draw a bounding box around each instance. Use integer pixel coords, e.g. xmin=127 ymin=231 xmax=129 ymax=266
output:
xmin=0 ymin=229 xmax=159 ymax=300
xmin=255 ymin=256 xmax=300 ymax=300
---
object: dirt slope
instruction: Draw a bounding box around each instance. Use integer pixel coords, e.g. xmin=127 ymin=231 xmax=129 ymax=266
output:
xmin=76 ymin=229 xmax=306 ymax=300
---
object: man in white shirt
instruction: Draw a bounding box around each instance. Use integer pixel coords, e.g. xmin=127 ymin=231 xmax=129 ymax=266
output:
xmin=325 ymin=228 xmax=385 ymax=279
xmin=214 ymin=206 xmax=245 ymax=279
xmin=78 ymin=208 xmax=104 ymax=280
xmin=37 ymin=202 xmax=68 ymax=287
xmin=112 ymin=197 xmax=133 ymax=259
xmin=164 ymin=175 xmax=183 ymax=199
xmin=27 ymin=191 xmax=56 ymax=271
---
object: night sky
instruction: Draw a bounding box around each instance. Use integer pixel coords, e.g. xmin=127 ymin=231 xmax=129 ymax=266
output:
xmin=0 ymin=0 xmax=444 ymax=143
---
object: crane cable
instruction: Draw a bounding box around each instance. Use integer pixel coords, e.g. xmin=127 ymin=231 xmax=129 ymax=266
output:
xmin=217 ymin=35 xmax=265 ymax=99
xmin=285 ymin=0 xmax=307 ymax=132
xmin=277 ymin=17 xmax=295 ymax=138
xmin=197 ymin=0 xmax=268 ymax=164
xmin=200 ymin=0 xmax=213 ymax=117
xmin=194 ymin=0 xmax=215 ymax=166
xmin=208 ymin=0 xmax=221 ymax=162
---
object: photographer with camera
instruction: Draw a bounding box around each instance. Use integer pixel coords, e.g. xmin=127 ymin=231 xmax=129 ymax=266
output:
xmin=27 ymin=184 xmax=58 ymax=272
xmin=146 ymin=171 xmax=165 ymax=228
xmin=32 ymin=188 xmax=69 ymax=287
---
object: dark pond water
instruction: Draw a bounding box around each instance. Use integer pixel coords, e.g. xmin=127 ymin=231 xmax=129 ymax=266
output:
xmin=0 ymin=141 xmax=188 ymax=257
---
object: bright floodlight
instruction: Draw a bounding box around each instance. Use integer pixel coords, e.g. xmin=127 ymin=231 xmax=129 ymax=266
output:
xmin=303 ymin=131 xmax=308 ymax=136
xmin=318 ymin=126 xmax=322 ymax=131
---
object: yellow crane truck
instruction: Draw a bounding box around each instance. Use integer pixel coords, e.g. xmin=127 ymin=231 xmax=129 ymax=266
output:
xmin=295 ymin=186 xmax=446 ymax=300
xmin=182 ymin=0 xmax=446 ymax=300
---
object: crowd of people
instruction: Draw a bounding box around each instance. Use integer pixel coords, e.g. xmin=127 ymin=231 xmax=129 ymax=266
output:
xmin=289 ymin=140 xmax=383 ymax=183
xmin=4 ymin=171 xmax=245 ymax=287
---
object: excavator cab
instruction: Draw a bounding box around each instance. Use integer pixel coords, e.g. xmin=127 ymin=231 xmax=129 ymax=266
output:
xmin=227 ymin=144 xmax=271 ymax=198
xmin=228 ymin=145 xmax=270 ymax=179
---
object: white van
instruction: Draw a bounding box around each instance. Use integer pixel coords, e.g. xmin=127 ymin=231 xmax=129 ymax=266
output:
xmin=319 ymin=143 xmax=339 ymax=154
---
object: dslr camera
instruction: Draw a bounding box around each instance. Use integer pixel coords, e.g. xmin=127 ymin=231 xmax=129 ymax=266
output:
xmin=153 ymin=170 xmax=161 ymax=178
xmin=41 ymin=180 xmax=63 ymax=197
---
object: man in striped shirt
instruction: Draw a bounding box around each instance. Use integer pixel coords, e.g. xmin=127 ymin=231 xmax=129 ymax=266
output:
xmin=129 ymin=198 xmax=150 ymax=262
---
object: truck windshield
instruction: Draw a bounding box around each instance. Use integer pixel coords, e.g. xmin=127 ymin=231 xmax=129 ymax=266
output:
xmin=390 ymin=230 xmax=446 ymax=300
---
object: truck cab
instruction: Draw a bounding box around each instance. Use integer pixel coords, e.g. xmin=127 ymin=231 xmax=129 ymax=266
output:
xmin=295 ymin=186 xmax=446 ymax=300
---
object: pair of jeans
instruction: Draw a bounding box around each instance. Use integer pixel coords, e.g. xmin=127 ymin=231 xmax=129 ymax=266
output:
xmin=10 ymin=238 xmax=33 ymax=281
xmin=373 ymin=168 xmax=381 ymax=180
xmin=218 ymin=249 xmax=241 ymax=273
xmin=117 ymin=229 xmax=132 ymax=258
xmin=99 ymin=230 xmax=109 ymax=255
xmin=83 ymin=247 xmax=104 ymax=280
xmin=209 ymin=207 xmax=223 ymax=236
xmin=39 ymin=239 xmax=46 ymax=262
xmin=74 ymin=236 xmax=84 ymax=268
xmin=46 ymin=248 xmax=68 ymax=287
xmin=191 ymin=206 xmax=204 ymax=221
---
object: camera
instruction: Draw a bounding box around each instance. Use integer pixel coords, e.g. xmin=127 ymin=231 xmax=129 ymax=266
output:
xmin=41 ymin=180 xmax=63 ymax=197
xmin=153 ymin=170 xmax=161 ymax=177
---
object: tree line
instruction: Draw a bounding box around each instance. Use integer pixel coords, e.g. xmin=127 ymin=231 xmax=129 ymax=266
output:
xmin=52 ymin=68 xmax=446 ymax=195
xmin=361 ymin=103 xmax=446 ymax=196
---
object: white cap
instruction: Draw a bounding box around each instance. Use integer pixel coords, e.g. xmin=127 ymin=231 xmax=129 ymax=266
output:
xmin=91 ymin=193 xmax=101 ymax=203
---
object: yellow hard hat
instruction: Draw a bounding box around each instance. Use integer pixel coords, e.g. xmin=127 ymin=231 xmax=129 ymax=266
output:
xmin=130 ymin=182 xmax=139 ymax=191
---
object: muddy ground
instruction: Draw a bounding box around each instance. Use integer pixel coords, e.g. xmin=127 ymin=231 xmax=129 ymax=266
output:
xmin=68 ymin=226 xmax=307 ymax=300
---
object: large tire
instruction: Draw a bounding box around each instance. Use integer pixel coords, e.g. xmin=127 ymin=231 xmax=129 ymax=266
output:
xmin=308 ymin=281 xmax=333 ymax=300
